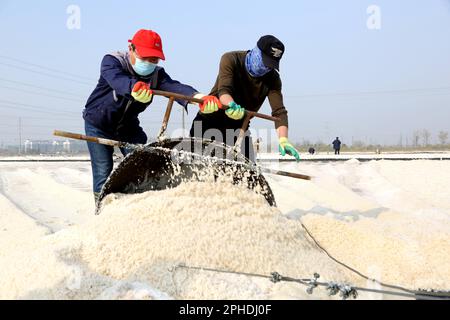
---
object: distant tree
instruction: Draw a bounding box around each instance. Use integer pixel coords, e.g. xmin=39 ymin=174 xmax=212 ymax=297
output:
xmin=413 ymin=130 xmax=421 ymax=147
xmin=352 ymin=140 xmax=366 ymax=148
xmin=438 ymin=131 xmax=449 ymax=145
xmin=302 ymin=139 xmax=312 ymax=147
xmin=421 ymin=129 xmax=431 ymax=146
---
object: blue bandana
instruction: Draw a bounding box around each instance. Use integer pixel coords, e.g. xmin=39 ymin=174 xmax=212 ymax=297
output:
xmin=245 ymin=47 xmax=272 ymax=78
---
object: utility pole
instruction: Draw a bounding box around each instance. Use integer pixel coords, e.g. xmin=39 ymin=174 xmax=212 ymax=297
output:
xmin=18 ymin=117 xmax=22 ymax=155
xmin=182 ymin=109 xmax=186 ymax=137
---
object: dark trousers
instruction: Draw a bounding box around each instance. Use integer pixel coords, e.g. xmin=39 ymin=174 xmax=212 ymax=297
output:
xmin=335 ymin=148 xmax=341 ymax=155
xmin=84 ymin=121 xmax=147 ymax=193
xmin=189 ymin=113 xmax=255 ymax=162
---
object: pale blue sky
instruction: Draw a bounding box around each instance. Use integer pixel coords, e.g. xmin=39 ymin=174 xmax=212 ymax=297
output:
xmin=0 ymin=0 xmax=449 ymax=146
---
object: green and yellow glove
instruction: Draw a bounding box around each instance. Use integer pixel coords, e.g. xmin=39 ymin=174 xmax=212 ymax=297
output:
xmin=131 ymin=81 xmax=153 ymax=104
xmin=279 ymin=137 xmax=301 ymax=161
xmin=225 ymin=101 xmax=245 ymax=120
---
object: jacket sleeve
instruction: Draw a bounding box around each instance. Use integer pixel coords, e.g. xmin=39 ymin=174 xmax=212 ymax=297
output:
xmin=157 ymin=68 xmax=198 ymax=108
xmin=217 ymin=53 xmax=235 ymax=97
xmin=268 ymin=76 xmax=289 ymax=129
xmin=100 ymin=55 xmax=138 ymax=98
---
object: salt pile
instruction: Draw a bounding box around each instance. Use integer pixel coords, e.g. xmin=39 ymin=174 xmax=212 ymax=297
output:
xmin=302 ymin=211 xmax=450 ymax=290
xmin=1 ymin=159 xmax=449 ymax=300
xmin=0 ymin=181 xmax=355 ymax=300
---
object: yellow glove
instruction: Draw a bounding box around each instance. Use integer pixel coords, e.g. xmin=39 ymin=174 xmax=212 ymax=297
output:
xmin=195 ymin=94 xmax=222 ymax=114
xmin=131 ymin=82 xmax=153 ymax=104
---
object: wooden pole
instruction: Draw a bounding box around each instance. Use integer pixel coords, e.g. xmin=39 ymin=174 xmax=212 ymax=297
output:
xmin=53 ymin=130 xmax=130 ymax=148
xmin=152 ymin=90 xmax=280 ymax=123
xmin=53 ymin=130 xmax=312 ymax=181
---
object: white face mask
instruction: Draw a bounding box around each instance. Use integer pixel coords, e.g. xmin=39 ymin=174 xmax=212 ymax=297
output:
xmin=132 ymin=56 xmax=157 ymax=76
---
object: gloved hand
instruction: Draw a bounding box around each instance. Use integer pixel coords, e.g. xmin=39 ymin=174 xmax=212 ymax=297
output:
xmin=225 ymin=101 xmax=245 ymax=120
xmin=279 ymin=137 xmax=301 ymax=161
xmin=199 ymin=95 xmax=222 ymax=114
xmin=131 ymin=81 xmax=153 ymax=104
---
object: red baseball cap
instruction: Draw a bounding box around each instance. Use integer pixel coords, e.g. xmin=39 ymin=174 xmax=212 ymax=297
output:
xmin=128 ymin=29 xmax=166 ymax=60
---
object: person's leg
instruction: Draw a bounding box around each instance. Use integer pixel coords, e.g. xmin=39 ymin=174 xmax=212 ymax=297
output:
xmin=119 ymin=127 xmax=148 ymax=157
xmin=242 ymin=134 xmax=256 ymax=163
xmin=85 ymin=121 xmax=115 ymax=203
xmin=190 ymin=112 xmax=207 ymax=139
xmin=191 ymin=114 xmax=227 ymax=159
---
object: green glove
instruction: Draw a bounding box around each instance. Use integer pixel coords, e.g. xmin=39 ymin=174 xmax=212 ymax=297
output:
xmin=225 ymin=101 xmax=245 ymax=120
xmin=279 ymin=137 xmax=301 ymax=161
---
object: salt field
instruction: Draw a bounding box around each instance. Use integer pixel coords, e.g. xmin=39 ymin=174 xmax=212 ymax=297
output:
xmin=0 ymin=157 xmax=449 ymax=300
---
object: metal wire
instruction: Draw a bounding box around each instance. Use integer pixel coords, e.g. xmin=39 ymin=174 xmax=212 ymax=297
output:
xmin=171 ymin=264 xmax=449 ymax=300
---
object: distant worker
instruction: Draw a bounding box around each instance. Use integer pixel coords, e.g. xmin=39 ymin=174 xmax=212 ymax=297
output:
xmin=189 ymin=35 xmax=300 ymax=163
xmin=255 ymin=138 xmax=262 ymax=154
xmin=82 ymin=29 xmax=220 ymax=204
xmin=308 ymin=147 xmax=316 ymax=155
xmin=332 ymin=137 xmax=342 ymax=155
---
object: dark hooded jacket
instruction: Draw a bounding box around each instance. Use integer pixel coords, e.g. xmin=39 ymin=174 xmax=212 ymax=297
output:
xmin=83 ymin=51 xmax=198 ymax=136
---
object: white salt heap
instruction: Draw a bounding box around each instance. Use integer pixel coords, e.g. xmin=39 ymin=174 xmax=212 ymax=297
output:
xmin=265 ymin=160 xmax=450 ymax=292
xmin=0 ymin=181 xmax=357 ymax=300
xmin=1 ymin=159 xmax=449 ymax=300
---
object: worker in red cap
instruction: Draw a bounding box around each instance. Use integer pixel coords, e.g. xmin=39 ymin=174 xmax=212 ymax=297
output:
xmin=82 ymin=29 xmax=220 ymax=204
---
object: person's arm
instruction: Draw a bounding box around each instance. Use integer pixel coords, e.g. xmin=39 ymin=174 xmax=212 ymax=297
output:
xmin=268 ymin=77 xmax=300 ymax=161
xmin=101 ymin=55 xmax=139 ymax=98
xmin=157 ymin=68 xmax=199 ymax=108
xmin=215 ymin=54 xmax=247 ymax=120
xmin=157 ymin=68 xmax=221 ymax=113
xmin=216 ymin=53 xmax=241 ymax=107
xmin=219 ymin=94 xmax=234 ymax=106
xmin=267 ymin=77 xmax=289 ymax=138
xmin=217 ymin=53 xmax=235 ymax=102
xmin=277 ymin=125 xmax=288 ymax=139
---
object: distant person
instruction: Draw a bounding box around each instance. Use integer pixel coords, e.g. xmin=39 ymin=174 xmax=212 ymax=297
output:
xmin=308 ymin=147 xmax=316 ymax=155
xmin=332 ymin=137 xmax=342 ymax=155
xmin=254 ymin=138 xmax=262 ymax=154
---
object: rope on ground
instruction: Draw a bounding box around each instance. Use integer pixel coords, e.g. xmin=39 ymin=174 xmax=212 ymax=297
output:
xmin=169 ymin=264 xmax=449 ymax=300
xmin=299 ymin=222 xmax=450 ymax=299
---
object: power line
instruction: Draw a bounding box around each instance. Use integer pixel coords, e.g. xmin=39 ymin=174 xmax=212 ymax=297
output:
xmin=0 ymin=123 xmax=83 ymax=129
xmin=0 ymin=115 xmax=82 ymax=121
xmin=285 ymin=86 xmax=450 ymax=99
xmin=0 ymin=54 xmax=96 ymax=81
xmin=0 ymin=104 xmax=80 ymax=117
xmin=0 ymin=99 xmax=80 ymax=114
xmin=0 ymin=62 xmax=93 ymax=86
xmin=0 ymin=78 xmax=88 ymax=98
xmin=0 ymin=84 xmax=85 ymax=103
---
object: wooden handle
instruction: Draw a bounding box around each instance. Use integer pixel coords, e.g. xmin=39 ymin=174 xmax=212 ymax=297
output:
xmin=152 ymin=90 xmax=280 ymax=123
xmin=53 ymin=130 xmax=127 ymax=148
xmin=261 ymin=168 xmax=312 ymax=181
xmin=53 ymin=130 xmax=312 ymax=181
